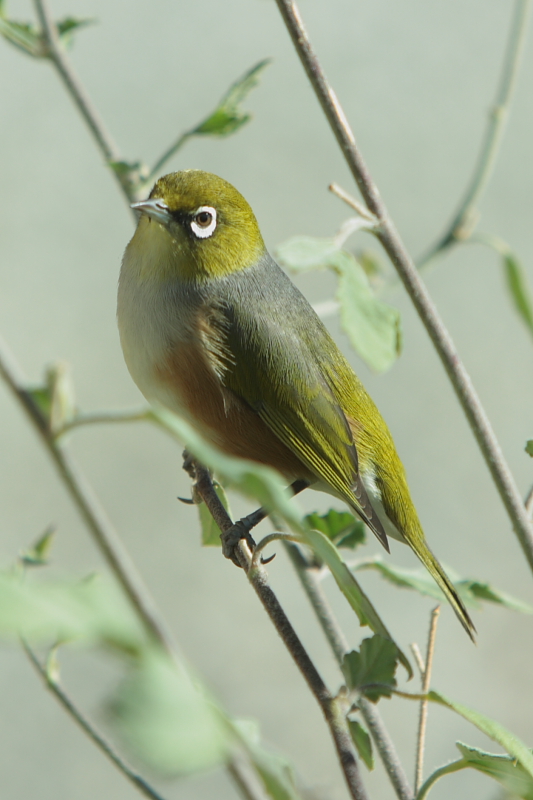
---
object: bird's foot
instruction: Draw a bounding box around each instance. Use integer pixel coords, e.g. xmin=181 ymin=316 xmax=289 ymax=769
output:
xmin=221 ymin=507 xmax=277 ymax=567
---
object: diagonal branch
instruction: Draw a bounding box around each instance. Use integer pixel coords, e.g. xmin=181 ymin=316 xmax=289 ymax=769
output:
xmin=188 ymin=461 xmax=369 ymax=800
xmin=273 ymin=0 xmax=533 ymax=574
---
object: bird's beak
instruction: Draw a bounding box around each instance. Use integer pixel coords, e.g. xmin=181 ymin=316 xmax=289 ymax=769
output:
xmin=131 ymin=198 xmax=171 ymax=225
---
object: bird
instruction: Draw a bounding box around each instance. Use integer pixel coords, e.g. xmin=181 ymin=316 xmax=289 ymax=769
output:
xmin=117 ymin=169 xmax=475 ymax=640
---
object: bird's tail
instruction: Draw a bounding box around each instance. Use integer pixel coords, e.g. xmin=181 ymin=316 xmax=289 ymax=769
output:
xmin=411 ymin=539 xmax=476 ymax=641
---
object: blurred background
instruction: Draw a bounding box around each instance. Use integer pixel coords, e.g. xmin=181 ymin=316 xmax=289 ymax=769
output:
xmin=1 ymin=0 xmax=533 ymax=798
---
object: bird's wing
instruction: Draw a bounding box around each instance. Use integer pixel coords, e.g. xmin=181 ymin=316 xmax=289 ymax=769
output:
xmin=202 ymin=290 xmax=389 ymax=550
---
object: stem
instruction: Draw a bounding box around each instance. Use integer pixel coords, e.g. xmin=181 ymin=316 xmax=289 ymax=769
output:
xmin=415 ymin=759 xmax=467 ymax=800
xmin=56 ymin=408 xmax=149 ymax=437
xmin=414 ymin=607 xmax=440 ymax=795
xmin=284 ymin=543 xmax=413 ymax=800
xmin=23 ymin=642 xmax=169 ymax=800
xmin=147 ymin=132 xmax=191 ymax=185
xmin=273 ymin=0 xmax=533 ymax=575
xmin=191 ymin=463 xmax=369 ymax=800
xmin=419 ymin=0 xmax=532 ymax=266
xmin=0 ymin=335 xmax=177 ymax=657
xmin=32 ymin=0 xmax=134 ymax=203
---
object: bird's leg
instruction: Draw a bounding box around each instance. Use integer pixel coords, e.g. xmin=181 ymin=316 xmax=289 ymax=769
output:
xmin=220 ymin=479 xmax=309 ymax=566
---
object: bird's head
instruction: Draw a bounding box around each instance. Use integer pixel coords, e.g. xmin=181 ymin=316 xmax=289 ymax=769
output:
xmin=129 ymin=170 xmax=266 ymax=282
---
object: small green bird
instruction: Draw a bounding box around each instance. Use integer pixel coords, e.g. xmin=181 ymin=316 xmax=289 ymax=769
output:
xmin=118 ymin=169 xmax=475 ymax=640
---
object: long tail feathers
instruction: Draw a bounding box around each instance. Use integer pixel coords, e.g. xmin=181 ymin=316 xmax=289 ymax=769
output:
xmin=414 ymin=542 xmax=476 ymax=642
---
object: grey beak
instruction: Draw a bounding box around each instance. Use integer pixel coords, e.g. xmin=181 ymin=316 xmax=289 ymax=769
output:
xmin=131 ymin=198 xmax=171 ymax=225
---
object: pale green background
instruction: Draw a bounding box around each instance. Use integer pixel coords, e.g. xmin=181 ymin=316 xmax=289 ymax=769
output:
xmin=1 ymin=1 xmax=533 ymax=798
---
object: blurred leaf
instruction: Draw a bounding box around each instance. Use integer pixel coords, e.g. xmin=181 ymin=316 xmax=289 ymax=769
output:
xmin=234 ymin=719 xmax=303 ymax=800
xmin=199 ymin=482 xmax=231 ymax=546
xmin=277 ymin=236 xmax=401 ymax=372
xmin=304 ymin=509 xmax=365 ymax=550
xmin=20 ymin=525 xmax=56 ymax=567
xmin=358 ymin=250 xmax=384 ymax=278
xmin=46 ymin=361 xmax=76 ymax=435
xmin=149 ymin=408 xmax=305 ymax=535
xmin=348 ymin=719 xmax=374 ymax=770
xmin=0 ymin=12 xmax=92 ymax=57
xmin=525 ymin=440 xmax=533 ymax=457
xmin=56 ymin=16 xmax=95 ymax=49
xmin=428 ymin=691 xmax=533 ymax=780
xmin=455 ymin=742 xmax=533 ymax=800
xmin=108 ymin=649 xmax=229 ymax=776
xmin=342 ymin=635 xmax=398 ymax=702
xmin=192 ymin=59 xmax=271 ymax=137
xmin=306 ymin=530 xmax=411 ymax=677
xmin=353 ymin=556 xmax=533 ymax=612
xmin=277 ymin=236 xmax=340 ymax=272
xmin=0 ymin=571 xmax=145 ymax=653
xmin=337 ymin=252 xmax=401 ymax=372
xmin=503 ymin=252 xmax=533 ymax=336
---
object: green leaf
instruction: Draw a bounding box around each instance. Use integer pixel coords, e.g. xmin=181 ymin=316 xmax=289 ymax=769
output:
xmin=0 ymin=571 xmax=145 ymax=653
xmin=192 ymin=59 xmax=271 ymax=138
xmin=149 ymin=408 xmax=305 ymax=535
xmin=503 ymin=252 xmax=533 ymax=337
xmin=348 ymin=719 xmax=374 ymax=770
xmin=20 ymin=525 xmax=56 ymax=567
xmin=277 ymin=236 xmax=340 ymax=272
xmin=0 ymin=17 xmax=45 ymax=57
xmin=277 ymin=237 xmax=401 ymax=372
xmin=56 ymin=16 xmax=95 ymax=49
xmin=0 ymin=13 xmax=92 ymax=57
xmin=526 ymin=440 xmax=533 ymax=457
xmin=306 ymin=531 xmax=411 ymax=678
xmin=108 ymin=649 xmax=229 ymax=775
xmin=428 ymin=690 xmax=533 ymax=781
xmin=353 ymin=556 xmax=533 ymax=613
xmin=199 ymin=482 xmax=231 ymax=546
xmin=337 ymin=252 xmax=401 ymax=373
xmin=234 ymin=719 xmax=303 ymax=800
xmin=455 ymin=742 xmax=533 ymax=800
xmin=342 ymin=635 xmax=398 ymax=702
xmin=304 ymin=509 xmax=365 ymax=550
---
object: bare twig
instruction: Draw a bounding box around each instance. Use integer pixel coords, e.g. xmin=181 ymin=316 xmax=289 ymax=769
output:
xmin=418 ymin=0 xmax=532 ymax=267
xmin=189 ymin=462 xmax=369 ymax=800
xmin=32 ymin=0 xmax=135 ymax=203
xmin=23 ymin=642 xmax=168 ymax=800
xmin=55 ymin=408 xmax=149 ymax=438
xmin=284 ymin=543 xmax=413 ymax=800
xmin=273 ymin=0 xmax=533 ymax=574
xmin=414 ymin=607 xmax=440 ymax=794
xmin=329 ymin=182 xmax=379 ymax=224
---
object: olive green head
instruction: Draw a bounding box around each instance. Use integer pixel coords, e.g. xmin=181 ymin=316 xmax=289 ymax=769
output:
xmin=130 ymin=170 xmax=266 ymax=282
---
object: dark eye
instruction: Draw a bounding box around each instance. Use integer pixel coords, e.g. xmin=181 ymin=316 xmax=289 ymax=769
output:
xmin=190 ymin=205 xmax=217 ymax=239
xmin=195 ymin=211 xmax=212 ymax=227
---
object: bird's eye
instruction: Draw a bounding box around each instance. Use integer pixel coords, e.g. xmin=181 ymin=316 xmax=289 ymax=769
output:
xmin=190 ymin=206 xmax=217 ymax=239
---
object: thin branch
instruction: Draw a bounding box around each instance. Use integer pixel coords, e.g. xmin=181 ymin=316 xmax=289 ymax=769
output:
xmin=419 ymin=0 xmax=532 ymax=267
xmin=329 ymin=182 xmax=379 ymax=224
xmin=0 ymin=335 xmax=178 ymax=658
xmin=273 ymin=0 xmax=533 ymax=575
xmin=525 ymin=485 xmax=533 ymax=518
xmin=284 ymin=543 xmax=413 ymax=800
xmin=23 ymin=642 xmax=169 ymax=800
xmin=32 ymin=0 xmax=135 ymax=204
xmin=189 ymin=462 xmax=369 ymax=800
xmin=415 ymin=759 xmax=467 ymax=800
xmin=55 ymin=408 xmax=149 ymax=437
xmin=414 ymin=607 xmax=440 ymax=795
xmin=147 ymin=132 xmax=191 ymax=186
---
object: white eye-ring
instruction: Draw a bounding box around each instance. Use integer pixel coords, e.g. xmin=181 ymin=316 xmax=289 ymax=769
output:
xmin=190 ymin=206 xmax=217 ymax=239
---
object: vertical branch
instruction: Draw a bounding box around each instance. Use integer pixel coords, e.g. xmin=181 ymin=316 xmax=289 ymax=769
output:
xmin=420 ymin=0 xmax=532 ymax=264
xmin=273 ymin=0 xmax=533 ymax=575
xmin=413 ymin=607 xmax=440 ymax=794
